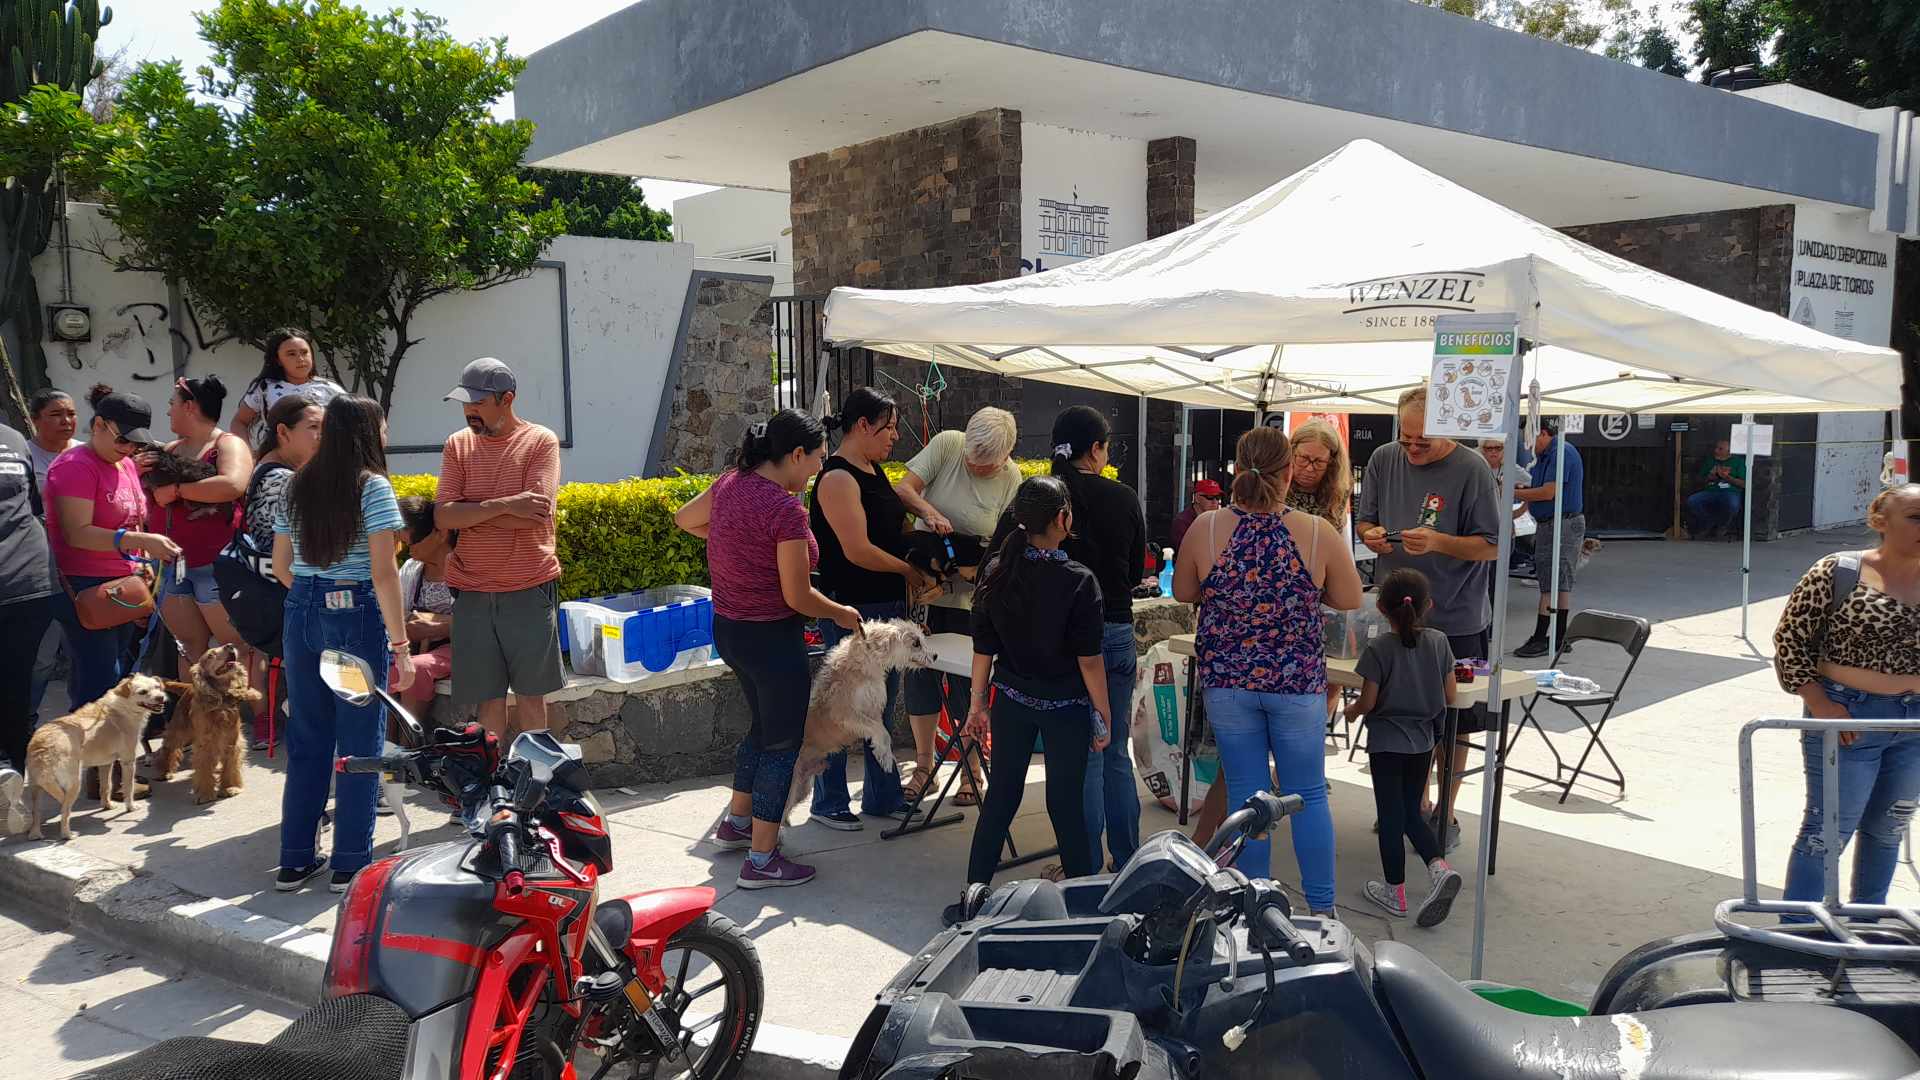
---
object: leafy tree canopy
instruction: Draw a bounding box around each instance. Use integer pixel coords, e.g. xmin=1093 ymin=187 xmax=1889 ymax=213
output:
xmin=525 ymin=167 xmax=673 ymax=242
xmin=92 ymin=0 xmax=566 ymax=407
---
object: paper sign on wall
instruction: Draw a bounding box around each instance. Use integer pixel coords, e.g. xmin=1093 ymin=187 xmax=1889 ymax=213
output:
xmin=1732 ymin=423 xmax=1774 ymax=457
xmin=1426 ymin=314 xmax=1520 ymax=440
xmin=1561 ymin=413 xmax=1585 ymax=435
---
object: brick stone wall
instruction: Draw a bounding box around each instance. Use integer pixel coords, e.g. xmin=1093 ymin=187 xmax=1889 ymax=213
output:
xmin=656 ymin=275 xmax=775 ymax=474
xmin=790 ymin=108 xmax=1026 ymax=439
xmin=1559 ymin=205 xmax=1794 ymax=538
xmin=1143 ymin=137 xmax=1199 ymax=546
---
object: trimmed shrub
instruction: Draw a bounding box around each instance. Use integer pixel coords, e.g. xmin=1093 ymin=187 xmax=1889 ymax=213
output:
xmin=391 ymin=459 xmax=1117 ymax=600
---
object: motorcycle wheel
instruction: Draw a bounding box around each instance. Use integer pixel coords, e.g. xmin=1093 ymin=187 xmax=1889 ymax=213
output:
xmin=626 ymin=911 xmax=764 ymax=1080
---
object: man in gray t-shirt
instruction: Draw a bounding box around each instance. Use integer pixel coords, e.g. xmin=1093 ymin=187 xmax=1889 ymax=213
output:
xmin=1354 ymin=389 xmax=1500 ymax=845
xmin=1355 ymin=402 xmax=1501 ymax=638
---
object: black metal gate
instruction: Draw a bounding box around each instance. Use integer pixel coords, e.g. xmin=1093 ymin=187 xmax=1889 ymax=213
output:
xmin=772 ymin=296 xmax=874 ymax=416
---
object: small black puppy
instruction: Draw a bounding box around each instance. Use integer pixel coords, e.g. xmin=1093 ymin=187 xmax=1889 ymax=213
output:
xmin=141 ymin=449 xmax=231 ymax=521
xmin=904 ymin=531 xmax=988 ymax=580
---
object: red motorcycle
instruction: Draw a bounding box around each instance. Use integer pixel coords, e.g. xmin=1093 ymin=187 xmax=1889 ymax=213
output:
xmin=80 ymin=649 xmax=763 ymax=1080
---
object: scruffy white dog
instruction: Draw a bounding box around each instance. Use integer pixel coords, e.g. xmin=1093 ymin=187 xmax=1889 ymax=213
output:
xmin=785 ymin=619 xmax=935 ymax=820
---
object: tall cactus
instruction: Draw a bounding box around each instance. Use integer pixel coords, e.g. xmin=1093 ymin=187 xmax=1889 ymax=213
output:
xmin=0 ymin=0 xmax=110 ymax=421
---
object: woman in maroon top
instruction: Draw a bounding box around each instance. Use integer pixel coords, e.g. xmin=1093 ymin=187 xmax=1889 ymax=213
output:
xmin=147 ymin=375 xmax=252 ymax=670
xmin=675 ymin=409 xmax=860 ymax=890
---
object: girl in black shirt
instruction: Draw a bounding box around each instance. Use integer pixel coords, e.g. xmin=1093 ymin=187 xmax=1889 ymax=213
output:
xmin=951 ymin=476 xmax=1111 ymax=922
xmin=1051 ymin=405 xmax=1146 ymax=871
xmin=807 ymin=387 xmax=927 ymax=826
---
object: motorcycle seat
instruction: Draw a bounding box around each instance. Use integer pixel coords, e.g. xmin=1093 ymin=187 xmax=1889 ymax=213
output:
xmin=595 ymin=898 xmax=634 ymax=947
xmin=72 ymin=992 xmax=410 ymax=1080
xmin=1374 ymin=941 xmax=1920 ymax=1080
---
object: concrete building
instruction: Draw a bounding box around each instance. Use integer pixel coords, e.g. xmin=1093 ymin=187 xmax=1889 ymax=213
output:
xmin=517 ymin=0 xmax=1919 ymax=541
xmin=671 ymin=187 xmax=795 ymax=295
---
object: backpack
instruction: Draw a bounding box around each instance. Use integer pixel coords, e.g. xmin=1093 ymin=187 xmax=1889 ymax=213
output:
xmin=213 ymin=462 xmax=292 ymax=656
xmin=1828 ymin=551 xmax=1865 ymax=617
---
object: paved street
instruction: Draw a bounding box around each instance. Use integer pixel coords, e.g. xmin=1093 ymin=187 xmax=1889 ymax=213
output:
xmin=0 ymin=905 xmax=297 ymax=1078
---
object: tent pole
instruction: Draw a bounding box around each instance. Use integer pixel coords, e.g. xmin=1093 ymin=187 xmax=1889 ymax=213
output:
xmin=1138 ymin=394 xmax=1150 ymax=506
xmin=1472 ymin=419 xmax=1520 ymax=982
xmin=1741 ymin=412 xmax=1756 ymax=641
xmin=1546 ymin=416 xmax=1565 ymax=656
xmin=1177 ymin=404 xmax=1191 ymax=506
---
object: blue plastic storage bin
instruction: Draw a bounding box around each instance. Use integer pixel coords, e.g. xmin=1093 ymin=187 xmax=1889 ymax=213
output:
xmin=559 ymin=586 xmax=714 ymax=682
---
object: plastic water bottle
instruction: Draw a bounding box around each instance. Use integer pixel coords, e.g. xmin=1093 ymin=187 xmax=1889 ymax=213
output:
xmin=1157 ymin=547 xmax=1175 ymax=597
xmin=1551 ymin=673 xmax=1602 ymax=695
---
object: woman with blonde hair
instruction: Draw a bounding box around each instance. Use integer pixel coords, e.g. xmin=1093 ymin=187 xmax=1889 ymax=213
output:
xmin=1174 ymin=425 xmax=1363 ymax=913
xmin=1286 ymin=420 xmax=1350 ymax=530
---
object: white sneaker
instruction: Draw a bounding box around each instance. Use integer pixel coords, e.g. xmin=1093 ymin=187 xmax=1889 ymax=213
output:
xmin=0 ymin=766 xmax=24 ymax=835
xmin=1416 ymin=862 xmax=1463 ymax=928
xmin=1364 ymin=879 xmax=1409 ymax=919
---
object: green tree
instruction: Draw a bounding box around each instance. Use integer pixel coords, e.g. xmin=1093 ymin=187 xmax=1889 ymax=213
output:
xmin=96 ymin=0 xmax=565 ymax=409
xmin=1634 ymin=21 xmax=1689 ymax=75
xmin=1683 ymin=0 xmax=1920 ymax=110
xmin=1415 ymin=0 xmax=1638 ymax=51
xmin=525 ymin=167 xmax=673 ymax=242
xmin=0 ymin=0 xmax=111 ymax=427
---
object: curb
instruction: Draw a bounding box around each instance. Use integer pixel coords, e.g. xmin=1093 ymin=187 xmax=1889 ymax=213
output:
xmin=0 ymin=841 xmax=849 ymax=1078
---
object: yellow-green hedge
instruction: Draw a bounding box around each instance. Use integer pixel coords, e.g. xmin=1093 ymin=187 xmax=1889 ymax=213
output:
xmin=394 ymin=459 xmax=1116 ymax=601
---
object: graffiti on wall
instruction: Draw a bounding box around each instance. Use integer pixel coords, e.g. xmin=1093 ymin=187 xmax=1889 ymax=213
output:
xmin=94 ymin=298 xmax=235 ymax=381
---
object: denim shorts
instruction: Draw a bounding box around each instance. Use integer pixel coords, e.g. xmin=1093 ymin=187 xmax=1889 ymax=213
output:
xmin=163 ymin=562 xmax=220 ymax=605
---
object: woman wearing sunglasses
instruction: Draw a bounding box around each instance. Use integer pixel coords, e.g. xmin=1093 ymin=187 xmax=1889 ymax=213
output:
xmin=43 ymin=385 xmax=181 ymax=710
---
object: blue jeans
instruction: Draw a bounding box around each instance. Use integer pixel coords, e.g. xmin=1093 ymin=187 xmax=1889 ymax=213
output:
xmin=1203 ymin=686 xmax=1337 ymax=912
xmin=1783 ymin=681 xmax=1920 ymax=907
xmin=48 ymin=575 xmax=135 ymax=710
xmin=1084 ymin=622 xmax=1142 ymax=869
xmin=811 ymin=599 xmax=907 ymax=817
xmin=281 ymin=578 xmax=388 ymax=874
xmin=1686 ymin=488 xmax=1742 ymax=533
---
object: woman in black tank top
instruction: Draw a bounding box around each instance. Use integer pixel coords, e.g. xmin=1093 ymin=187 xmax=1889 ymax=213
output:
xmin=806 ymin=388 xmax=927 ymax=825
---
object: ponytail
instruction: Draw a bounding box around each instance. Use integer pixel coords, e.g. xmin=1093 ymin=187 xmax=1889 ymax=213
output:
xmin=731 ymin=409 xmax=826 ymax=473
xmin=1049 ymin=404 xmax=1111 ymax=520
xmin=1230 ymin=425 xmax=1290 ymax=509
xmin=823 ymin=386 xmax=896 ymax=440
xmin=1378 ymin=568 xmax=1431 ymax=648
xmin=977 ymin=475 xmax=1072 ymax=613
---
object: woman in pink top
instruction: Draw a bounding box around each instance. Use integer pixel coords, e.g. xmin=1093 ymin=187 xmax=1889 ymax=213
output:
xmin=146 ymin=374 xmax=253 ymax=673
xmin=674 ymin=409 xmax=860 ymax=891
xmin=45 ymin=385 xmax=182 ymax=709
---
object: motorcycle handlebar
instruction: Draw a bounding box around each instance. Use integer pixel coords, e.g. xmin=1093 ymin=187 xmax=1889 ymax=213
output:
xmin=1257 ymin=905 xmax=1316 ymax=964
xmin=1204 ymin=792 xmax=1307 ymax=858
xmin=336 ymin=753 xmax=410 ymax=775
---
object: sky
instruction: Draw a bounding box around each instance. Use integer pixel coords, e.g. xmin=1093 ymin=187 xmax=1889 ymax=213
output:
xmin=98 ymin=0 xmax=718 ymax=211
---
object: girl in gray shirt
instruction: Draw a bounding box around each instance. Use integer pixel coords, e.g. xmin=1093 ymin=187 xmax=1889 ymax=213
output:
xmin=1343 ymin=569 xmax=1464 ymax=926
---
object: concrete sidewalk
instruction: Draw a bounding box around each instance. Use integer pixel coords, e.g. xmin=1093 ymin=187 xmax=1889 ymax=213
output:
xmin=3 ymin=526 xmax=1909 ymax=1070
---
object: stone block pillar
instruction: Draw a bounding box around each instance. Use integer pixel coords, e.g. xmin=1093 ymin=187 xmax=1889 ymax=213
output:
xmin=1144 ymin=136 xmax=1198 ymax=546
xmin=789 ymin=109 xmax=1026 ymax=431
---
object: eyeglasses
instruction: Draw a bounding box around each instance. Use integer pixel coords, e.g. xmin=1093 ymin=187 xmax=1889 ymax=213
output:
xmin=1294 ymin=454 xmax=1331 ymax=470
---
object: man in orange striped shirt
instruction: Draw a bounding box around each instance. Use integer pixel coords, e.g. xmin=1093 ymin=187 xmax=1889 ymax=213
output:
xmin=436 ymin=358 xmax=565 ymax=736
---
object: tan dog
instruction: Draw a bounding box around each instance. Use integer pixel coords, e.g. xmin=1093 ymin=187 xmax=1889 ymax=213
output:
xmin=159 ymin=644 xmax=261 ymax=804
xmin=785 ymin=619 xmax=935 ymax=821
xmin=23 ymin=674 xmax=171 ymax=840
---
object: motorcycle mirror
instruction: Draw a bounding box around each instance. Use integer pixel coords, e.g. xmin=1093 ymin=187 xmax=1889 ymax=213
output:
xmin=319 ymin=649 xmax=375 ymax=707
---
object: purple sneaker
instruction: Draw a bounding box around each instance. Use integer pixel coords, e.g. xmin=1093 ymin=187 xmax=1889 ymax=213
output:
xmin=737 ymin=848 xmax=816 ymax=890
xmin=713 ymin=818 xmax=752 ymax=851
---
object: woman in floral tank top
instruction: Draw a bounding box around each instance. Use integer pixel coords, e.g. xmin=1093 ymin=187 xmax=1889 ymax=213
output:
xmin=1174 ymin=427 xmax=1363 ymax=915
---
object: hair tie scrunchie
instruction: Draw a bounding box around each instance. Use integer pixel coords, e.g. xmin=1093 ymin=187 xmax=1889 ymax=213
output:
xmin=1399 ymin=595 xmax=1414 ymax=606
xmin=1053 ymin=442 xmax=1074 ymax=458
xmin=750 ymin=421 xmax=768 ymax=440
xmin=1245 ymin=466 xmax=1261 ymax=476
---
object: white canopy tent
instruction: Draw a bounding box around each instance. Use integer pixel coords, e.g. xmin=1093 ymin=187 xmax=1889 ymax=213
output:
xmin=823 ymin=139 xmax=1903 ymax=977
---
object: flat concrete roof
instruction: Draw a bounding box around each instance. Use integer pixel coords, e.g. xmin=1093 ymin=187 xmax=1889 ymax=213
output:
xmin=518 ymin=0 xmax=1881 ymax=225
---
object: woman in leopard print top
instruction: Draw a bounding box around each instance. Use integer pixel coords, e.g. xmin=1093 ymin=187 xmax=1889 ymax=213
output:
xmin=1772 ymin=484 xmax=1920 ymax=910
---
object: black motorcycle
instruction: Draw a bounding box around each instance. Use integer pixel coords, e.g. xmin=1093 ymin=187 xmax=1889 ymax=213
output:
xmin=840 ymin=787 xmax=1920 ymax=1080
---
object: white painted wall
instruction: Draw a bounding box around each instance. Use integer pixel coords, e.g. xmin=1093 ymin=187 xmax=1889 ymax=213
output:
xmin=673 ymin=188 xmax=793 ymax=294
xmin=34 ymin=203 xmax=696 ymax=483
xmin=1019 ymin=123 xmax=1147 ymax=275
xmin=1787 ymin=205 xmax=1898 ymax=528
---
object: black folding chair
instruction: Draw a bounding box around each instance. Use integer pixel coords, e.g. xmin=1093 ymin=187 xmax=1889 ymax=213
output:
xmin=1503 ymin=610 xmax=1651 ymax=804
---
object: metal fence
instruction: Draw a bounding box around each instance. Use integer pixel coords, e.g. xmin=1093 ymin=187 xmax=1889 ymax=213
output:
xmin=772 ymin=296 xmax=874 ymax=416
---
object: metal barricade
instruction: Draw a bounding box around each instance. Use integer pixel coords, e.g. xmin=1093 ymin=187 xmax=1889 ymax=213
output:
xmin=1717 ymin=716 xmax=1920 ymax=962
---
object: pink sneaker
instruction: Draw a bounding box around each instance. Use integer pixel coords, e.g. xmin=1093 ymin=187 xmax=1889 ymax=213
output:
xmin=713 ymin=818 xmax=752 ymax=851
xmin=737 ymin=848 xmax=816 ymax=890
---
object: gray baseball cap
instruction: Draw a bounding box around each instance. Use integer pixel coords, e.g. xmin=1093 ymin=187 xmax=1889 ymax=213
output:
xmin=444 ymin=357 xmax=517 ymax=403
